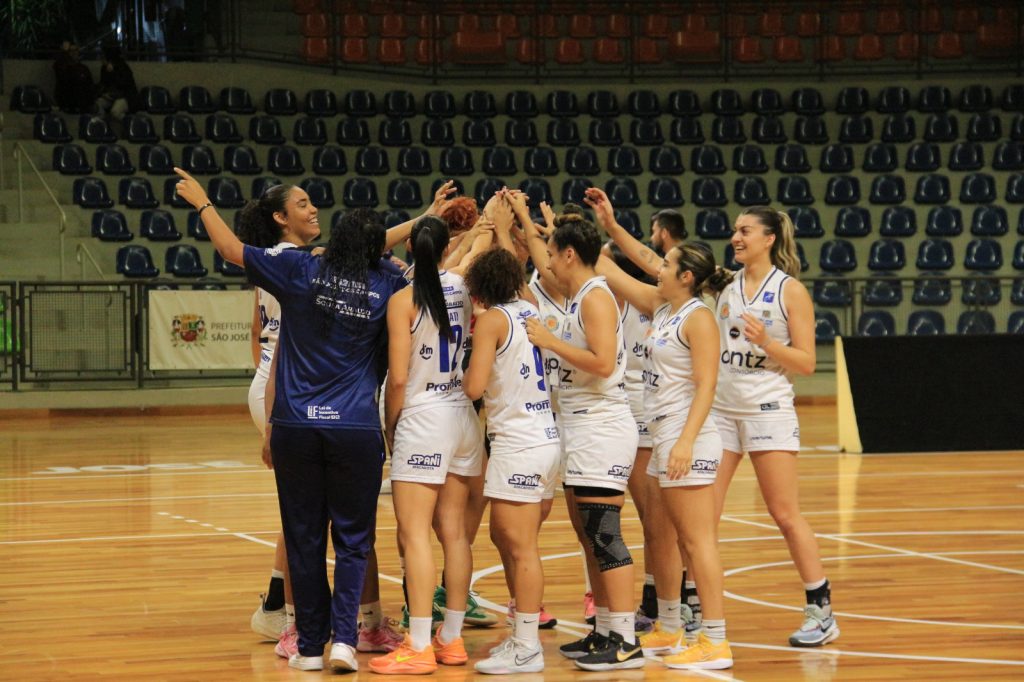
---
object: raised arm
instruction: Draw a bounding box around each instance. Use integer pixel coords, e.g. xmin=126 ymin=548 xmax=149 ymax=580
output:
xmin=594 ymin=254 xmax=663 ymax=318
xmin=506 ymin=190 xmax=561 ymax=295
xmin=584 ymin=187 xmax=663 ymax=278
xmin=175 ymin=168 xmax=245 ymax=265
xmin=385 ymin=179 xmax=458 ymax=251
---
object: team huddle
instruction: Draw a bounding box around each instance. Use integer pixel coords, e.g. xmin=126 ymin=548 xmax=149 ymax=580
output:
xmin=173 ymin=166 xmax=839 ymax=675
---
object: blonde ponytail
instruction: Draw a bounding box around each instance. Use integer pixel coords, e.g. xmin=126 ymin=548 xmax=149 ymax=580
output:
xmin=739 ymin=206 xmax=802 ymax=278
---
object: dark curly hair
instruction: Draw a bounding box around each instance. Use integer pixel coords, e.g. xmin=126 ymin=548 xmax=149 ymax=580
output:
xmin=235 ymin=184 xmax=295 ymax=248
xmin=465 ymin=248 xmax=524 ymax=308
xmin=440 ymin=197 xmax=479 ymax=236
xmin=313 ymin=208 xmax=386 ymax=337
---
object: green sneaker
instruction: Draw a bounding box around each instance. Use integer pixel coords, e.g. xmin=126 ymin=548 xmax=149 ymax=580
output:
xmin=433 ymin=586 xmax=498 ymax=627
xmin=400 ymin=594 xmax=444 ymax=630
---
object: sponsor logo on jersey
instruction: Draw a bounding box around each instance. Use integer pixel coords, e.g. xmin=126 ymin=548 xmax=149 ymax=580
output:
xmin=608 ymin=464 xmax=633 ymax=478
xmin=762 ymin=309 xmax=772 ymax=318
xmin=720 ymin=303 xmax=730 ymax=319
xmin=520 ymin=363 xmax=530 ymax=378
xmin=722 ymin=350 xmax=767 ymax=369
xmin=418 ymin=344 xmax=434 ymax=360
xmin=171 ymin=313 xmax=207 ymax=347
xmin=525 ymin=399 xmax=551 ymax=412
xmin=566 ymin=468 xmax=584 ymax=476
xmin=267 ymin=319 xmax=280 ymax=332
xmin=508 ymin=473 xmax=541 ymax=488
xmin=729 ymin=327 xmax=741 ymax=339
xmin=518 ymin=309 xmax=534 ymax=320
xmin=759 ymin=401 xmax=780 ymax=411
xmin=631 ymin=341 xmax=644 ymax=357
xmin=426 ymin=379 xmax=462 ymax=392
xmin=265 ymin=246 xmax=283 ymax=257
xmin=408 ymin=453 xmax=442 ymax=468
xmin=544 ymin=314 xmax=559 ymax=331
xmin=544 ymin=427 xmax=559 ymax=439
xmin=690 ymin=458 xmax=719 ymax=472
xmin=763 ymin=292 xmax=775 ymax=303
xmin=306 ymin=405 xmax=341 ymax=420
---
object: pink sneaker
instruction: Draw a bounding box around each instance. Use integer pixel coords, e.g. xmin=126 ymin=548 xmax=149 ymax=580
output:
xmin=539 ymin=605 xmax=558 ymax=629
xmin=274 ymin=624 xmax=297 ymax=659
xmin=583 ymin=592 xmax=596 ymax=625
xmin=357 ymin=618 xmax=404 ymax=653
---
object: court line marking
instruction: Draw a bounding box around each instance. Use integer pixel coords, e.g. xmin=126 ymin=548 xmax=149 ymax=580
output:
xmin=0 ymin=492 xmax=279 ymax=507
xmin=723 ymin=515 xmax=1024 ymax=577
xmin=0 ymin=531 xmax=281 ymax=545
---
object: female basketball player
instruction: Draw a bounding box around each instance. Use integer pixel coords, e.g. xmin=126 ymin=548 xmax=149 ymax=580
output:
xmin=371 ymin=216 xmax=483 ymax=675
xmin=174 ymin=168 xmax=407 ymax=673
xmin=462 ymin=248 xmax=560 ymax=674
xmin=712 ymin=206 xmax=837 ymax=648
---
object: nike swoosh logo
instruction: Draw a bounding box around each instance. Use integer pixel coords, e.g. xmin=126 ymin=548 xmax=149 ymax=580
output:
xmin=395 ymin=653 xmax=417 ymax=663
xmin=515 ymin=652 xmax=539 ymax=665
xmin=522 ymin=619 xmax=537 ymax=624
xmin=616 ymin=649 xmax=638 ymax=662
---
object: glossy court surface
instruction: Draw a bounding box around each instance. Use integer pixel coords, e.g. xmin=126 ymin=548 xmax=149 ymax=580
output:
xmin=2 ymin=405 xmax=1022 ymax=680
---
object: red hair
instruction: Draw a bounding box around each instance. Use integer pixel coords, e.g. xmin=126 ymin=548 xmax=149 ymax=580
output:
xmin=440 ymin=197 xmax=479 ymax=236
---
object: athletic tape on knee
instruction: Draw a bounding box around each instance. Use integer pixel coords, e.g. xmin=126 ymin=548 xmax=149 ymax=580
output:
xmin=577 ymin=502 xmax=632 ymax=572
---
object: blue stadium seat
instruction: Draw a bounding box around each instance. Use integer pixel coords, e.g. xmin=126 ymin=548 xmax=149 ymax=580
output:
xmin=187 ymin=212 xmax=209 ymax=240
xmin=33 ymin=112 xmax=71 ymax=143
xmin=926 ymin=206 xmax=963 ymax=236
xmin=379 ymin=118 xmax=412 ymax=146
xmin=118 ymin=177 xmax=158 ymax=208
xmin=879 ymin=207 xmax=917 ymax=237
xmin=605 ymin=177 xmax=641 ymax=208
xmin=423 ymin=91 xmax=455 ymax=118
xmin=813 ymin=277 xmax=853 ymax=306
xmin=993 ymin=141 xmax=1024 ymax=171
xmin=338 ymin=118 xmax=371 ymax=146
xmin=905 ymin=142 xmax=940 ymax=171
xmin=505 ymin=119 xmax=538 ymax=147
xmin=907 ymin=310 xmax=945 ymax=335
xmin=775 ymin=145 xmax=810 ymax=173
xmin=78 ymin=115 xmax=117 ymax=143
xmin=648 ymin=178 xmax=684 ymax=208
xmin=815 ymin=311 xmax=841 ymax=344
xmin=299 ymin=177 xmax=335 ymax=208
xmin=1014 ymin=114 xmax=1024 ymax=141
xmin=692 ymin=178 xmax=727 ymax=207
xmin=924 ymin=113 xmax=958 ymax=142
xmin=733 ymin=145 xmax=767 ymax=174
xmin=382 ymin=210 xmax=411 ymax=229
xmin=753 ymin=115 xmax=787 ymax=144
xmin=916 ymin=238 xmax=955 ymax=270
xmin=795 ymin=116 xmax=829 ymax=144
xmin=959 ymin=84 xmax=993 ymax=112
xmin=182 ymin=145 xmax=220 ymax=175
xmin=789 ymin=207 xmax=824 ymax=237
xmin=265 ymin=89 xmax=298 ymax=116
xmin=506 ymin=90 xmax=539 ymax=118
xmin=294 ymin=116 xmax=327 ymax=145
xmin=220 ymin=87 xmax=255 ymax=114
xmin=1008 ymin=311 xmax=1024 ymax=334
xmin=117 ymin=245 xmax=159 ymax=277
xmin=140 ymin=86 xmax=175 ymax=114
xmin=863 ymin=143 xmax=897 ymax=172
xmin=825 ymin=176 xmax=860 ymax=205
xmin=192 ymin=278 xmax=227 ymax=291
xmin=343 ymin=178 xmax=379 ymax=207
xmin=882 ymin=113 xmax=916 ymax=142
xmin=589 ymin=119 xmax=623 ymax=146
xmin=309 ymin=145 xmax=346 ymax=175
xmin=547 ymin=90 xmax=580 ymax=117
xmin=839 ymin=115 xmax=873 ymax=143
xmin=857 ymin=311 xmax=896 ymax=337
xmin=526 ymin=147 xmax=560 ymax=175
xmin=915 ymin=174 xmax=951 ymax=204
xmin=140 ymin=209 xmax=182 ymax=241
xmin=869 ymin=174 xmax=906 ymax=204
xmin=863 ymin=276 xmax=903 ymax=306
xmin=967 ymin=112 xmax=1002 ymax=142
xmin=1003 ymin=84 xmax=1024 ymax=111
xmin=562 ymin=178 xmax=594 ymax=205
xmin=163 ymin=114 xmax=200 ymax=144
xmin=877 ymin=86 xmax=910 ymax=113
xmin=440 ymin=147 xmax=474 ymax=176
xmin=268 ymin=146 xmax=305 ymax=175
xmin=1015 ymin=278 xmax=1024 ymax=305
xmin=671 ymin=117 xmax=705 ymax=144
xmin=125 ymin=114 xmax=159 ymax=144
xmin=696 ymin=209 xmax=731 ymax=239
xmin=691 ymin=145 xmax=726 ymax=174
xmin=913 ymin=279 xmax=953 ymax=308
xmin=214 ymin=252 xmax=245 ymax=277
xmin=711 ymin=88 xmax=743 ymax=116
xmin=305 ymin=89 xmax=338 ymax=117
xmin=520 ymin=178 xmax=554 ymax=206
xmin=250 ymin=176 xmax=282 ymax=199
xmin=92 ymin=210 xmax=133 ymax=241
xmin=1014 ymin=242 xmax=1024 ymax=270
xmin=223 ymin=145 xmax=261 ymax=175
xmin=751 ymin=88 xmax=784 ymax=115
xmin=547 ymin=119 xmax=580 ymax=146
xmin=778 ymin=175 xmax=811 ymax=204
xmin=355 ymin=147 xmax=389 ymax=175
xmin=166 ymin=244 xmax=207 ymax=277
xmin=398 ymin=147 xmax=432 ymax=175
xmin=820 ymin=144 xmax=853 ymax=173
xmin=208 ymin=176 xmax=245 ymax=208
xmin=464 ymin=119 xmax=497 ymax=146
xmin=483 ymin=146 xmax=517 ymax=175
xmin=96 ymin=144 xmax=135 ymax=175
xmin=949 ymin=141 xmax=984 ymax=171
xmin=54 ymin=144 xmax=92 ymax=175
xmin=163 ymin=177 xmax=190 ymax=208
xmin=588 ymin=90 xmax=620 ymax=117
xmin=668 ymin=90 xmax=702 ymax=117
xmin=630 ymin=119 xmax=664 ymax=146
xmin=475 ymin=178 xmax=505 ymax=207
xmin=628 ymin=90 xmax=662 ymax=118
xmin=711 ymin=116 xmax=746 ymax=144
xmin=792 ymin=87 xmax=825 ymax=116
xmin=836 ymin=207 xmax=872 ymax=237
xmin=649 ymin=146 xmax=684 ymax=175
xmin=1011 ymin=175 xmax=1024 ymax=203
xmin=384 ymin=90 xmax=416 ymax=118
xmin=614 ymin=210 xmax=642 ymax=240
xmin=735 ymin=177 xmax=770 ymax=206
xmin=566 ymin=146 xmax=600 ymax=176
xmin=964 ymin=239 xmax=1002 ymax=271
xmin=819 ymin=239 xmax=857 ymax=272
xmin=837 ymin=86 xmax=869 ymax=114
xmin=957 ymin=310 xmax=996 ymax=334
xmin=971 ymin=206 xmax=1009 ymax=236
xmin=960 ymin=173 xmax=996 ymax=204
xmin=917 ymin=85 xmax=950 ymax=113
xmin=868 ymin=238 xmax=906 ymax=271
xmin=607 ymin=147 xmax=641 ymax=175
xmin=10 ymin=85 xmax=51 ymax=113
xmin=796 ymin=242 xmax=809 ymax=273
xmin=341 ymin=90 xmax=376 ymax=118
xmin=205 ymin=113 xmax=242 ymax=143
xmin=249 ymin=115 xmax=285 ymax=145
xmin=723 ymin=244 xmax=740 ymax=270
xmin=180 ymin=86 xmax=215 ymax=114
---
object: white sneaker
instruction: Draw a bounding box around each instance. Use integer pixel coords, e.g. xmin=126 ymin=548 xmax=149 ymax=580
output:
xmin=474 ymin=640 xmax=544 ymax=675
xmin=288 ymin=653 xmax=324 ymax=671
xmin=251 ymin=595 xmax=287 ymax=640
xmin=488 ymin=636 xmax=513 ymax=657
xmin=329 ymin=642 xmax=359 ymax=672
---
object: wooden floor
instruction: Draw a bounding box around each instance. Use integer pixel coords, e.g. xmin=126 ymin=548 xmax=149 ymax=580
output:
xmin=2 ymin=405 xmax=1023 ymax=681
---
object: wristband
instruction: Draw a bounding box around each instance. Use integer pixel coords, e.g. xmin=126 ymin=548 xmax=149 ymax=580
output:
xmin=197 ymin=202 xmax=213 ymax=216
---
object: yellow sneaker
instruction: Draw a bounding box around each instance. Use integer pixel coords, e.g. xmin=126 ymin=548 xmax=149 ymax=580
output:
xmin=368 ymin=635 xmax=438 ymax=675
xmin=663 ymin=633 xmax=733 ymax=670
xmin=639 ymin=622 xmax=685 ymax=656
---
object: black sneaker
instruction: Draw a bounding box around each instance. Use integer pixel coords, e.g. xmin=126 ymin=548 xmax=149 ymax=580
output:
xmin=574 ymin=631 xmax=645 ymax=671
xmin=558 ymin=630 xmax=607 ymax=659
xmin=640 ymin=583 xmax=658 ymax=620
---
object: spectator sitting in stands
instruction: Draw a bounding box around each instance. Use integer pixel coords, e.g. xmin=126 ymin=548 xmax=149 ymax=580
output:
xmin=96 ymin=45 xmax=139 ymax=124
xmin=53 ymin=41 xmax=96 ymax=114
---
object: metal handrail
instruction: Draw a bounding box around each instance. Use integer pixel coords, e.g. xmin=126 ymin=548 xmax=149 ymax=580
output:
xmin=12 ymin=142 xmax=68 ymax=280
xmin=75 ymin=243 xmax=107 ymax=280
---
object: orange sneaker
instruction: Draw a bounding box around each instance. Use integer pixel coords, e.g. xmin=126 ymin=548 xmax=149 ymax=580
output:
xmin=431 ymin=627 xmax=468 ymax=666
xmin=368 ymin=635 xmax=438 ymax=675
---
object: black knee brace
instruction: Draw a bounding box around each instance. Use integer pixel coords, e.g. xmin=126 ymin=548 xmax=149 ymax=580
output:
xmin=577 ymin=502 xmax=632 ymax=572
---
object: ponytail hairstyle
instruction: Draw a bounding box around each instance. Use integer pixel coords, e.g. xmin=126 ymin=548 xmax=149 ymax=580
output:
xmin=411 ymin=215 xmax=454 ymax=340
xmin=561 ymin=202 xmax=586 ymax=217
xmin=465 ymin=248 xmax=523 ymax=308
xmin=739 ymin=206 xmax=801 ymax=278
xmin=235 ymin=183 xmax=294 ymax=248
xmin=314 ymin=208 xmax=386 ymax=337
xmin=674 ymin=242 xmax=734 ymax=295
xmin=550 ymin=214 xmax=602 ymax=267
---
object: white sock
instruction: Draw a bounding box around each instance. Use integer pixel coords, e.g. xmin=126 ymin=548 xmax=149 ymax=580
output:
xmin=657 ymin=598 xmax=682 ymax=632
xmin=702 ymin=618 xmax=727 ymax=644
xmin=439 ymin=609 xmax=465 ymax=644
xmin=360 ymin=600 xmax=383 ymax=630
xmin=595 ymin=606 xmax=610 ymax=636
xmin=271 ymin=568 xmax=285 ymax=580
xmin=644 ymin=573 xmax=655 ymax=586
xmin=582 ymin=550 xmax=592 ymax=592
xmin=804 ymin=577 xmax=827 ymax=591
xmin=609 ymin=611 xmax=636 ymax=645
xmin=408 ymin=616 xmax=432 ymax=651
xmin=512 ymin=611 xmax=540 ymax=648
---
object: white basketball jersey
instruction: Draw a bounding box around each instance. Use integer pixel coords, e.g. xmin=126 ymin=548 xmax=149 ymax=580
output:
xmin=713 ymin=267 xmax=795 ymax=419
xmin=643 ymin=298 xmax=710 ymax=425
xmin=402 ymin=270 xmax=472 ymax=414
xmin=255 ymin=241 xmax=297 ymax=378
xmin=483 ymin=299 xmax=560 ymax=450
xmin=555 ymin=276 xmax=630 ymax=419
xmin=620 ymin=300 xmax=651 ymax=393
xmin=527 ymin=277 xmax=569 ymax=412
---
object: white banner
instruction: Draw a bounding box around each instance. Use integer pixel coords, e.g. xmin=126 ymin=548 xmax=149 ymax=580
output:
xmin=148 ymin=290 xmax=255 ymax=370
